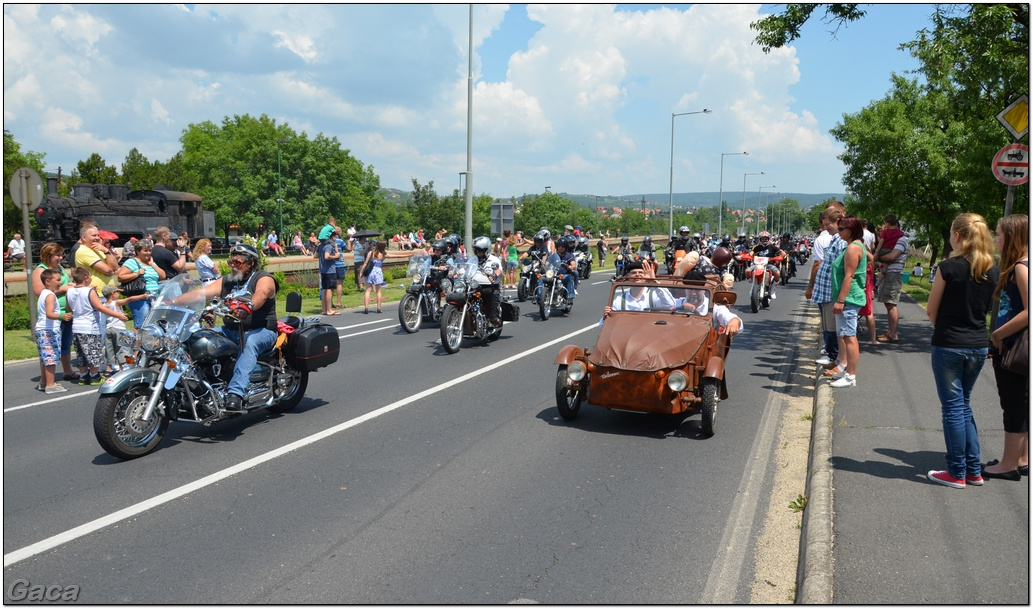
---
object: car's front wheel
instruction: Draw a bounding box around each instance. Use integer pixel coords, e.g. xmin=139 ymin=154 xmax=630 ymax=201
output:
xmin=699 ymin=378 xmax=718 ymax=437
xmin=555 ymin=366 xmax=582 ymax=420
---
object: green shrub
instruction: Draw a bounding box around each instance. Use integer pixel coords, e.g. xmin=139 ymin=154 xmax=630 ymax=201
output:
xmin=4 ymin=296 xmax=31 ymax=331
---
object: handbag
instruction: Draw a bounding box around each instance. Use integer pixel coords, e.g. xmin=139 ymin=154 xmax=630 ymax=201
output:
xmin=1001 ymin=327 xmax=1029 ymax=375
xmin=362 ymin=259 xmax=374 ymax=278
xmin=119 ymin=260 xmax=147 ymax=297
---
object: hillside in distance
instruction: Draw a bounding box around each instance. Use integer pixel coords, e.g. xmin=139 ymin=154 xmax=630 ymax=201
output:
xmin=378 ymin=187 xmax=844 ymax=210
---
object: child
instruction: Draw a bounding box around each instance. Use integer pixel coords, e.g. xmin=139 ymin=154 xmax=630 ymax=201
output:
xmin=35 ymin=269 xmax=73 ymax=393
xmin=100 ymin=284 xmax=131 ymax=373
xmin=66 ymin=267 xmax=128 ymax=386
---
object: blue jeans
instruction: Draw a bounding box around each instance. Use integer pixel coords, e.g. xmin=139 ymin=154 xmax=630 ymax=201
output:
xmin=128 ymin=298 xmax=151 ymax=327
xmin=931 ymin=346 xmax=986 ymax=478
xmin=536 ymin=274 xmax=576 ymax=300
xmin=215 ymin=326 xmax=277 ymax=398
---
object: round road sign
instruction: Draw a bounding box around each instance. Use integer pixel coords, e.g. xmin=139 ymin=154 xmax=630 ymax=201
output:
xmin=8 ymin=167 xmax=44 ymax=211
xmin=992 ymin=144 xmax=1029 ymax=186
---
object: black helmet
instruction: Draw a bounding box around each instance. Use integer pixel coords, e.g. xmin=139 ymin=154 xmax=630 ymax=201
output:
xmin=643 ymin=235 xmax=652 ymax=244
xmin=723 ymin=233 xmax=731 ymax=242
xmin=533 ymin=233 xmax=544 ymax=246
xmin=431 ymin=239 xmax=446 ymax=252
xmin=620 ymin=236 xmax=629 ymax=245
xmin=445 ymin=233 xmax=461 ymax=252
xmin=556 ymin=235 xmax=575 ymax=250
xmin=783 ymin=232 xmax=792 ymax=240
xmin=229 ymin=243 xmax=259 ymax=263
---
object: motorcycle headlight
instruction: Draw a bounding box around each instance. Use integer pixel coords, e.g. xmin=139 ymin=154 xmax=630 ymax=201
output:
xmin=545 ymin=269 xmax=555 ymax=279
xmin=162 ymin=335 xmax=181 ymax=352
xmin=567 ymin=361 xmax=587 ymax=382
xmin=440 ymin=278 xmax=452 ymax=293
xmin=453 ymin=280 xmax=467 ymax=294
xmin=412 ymin=273 xmax=423 ymax=284
xmin=139 ymin=325 xmax=165 ymax=353
xmin=666 ymin=370 xmax=688 ymax=392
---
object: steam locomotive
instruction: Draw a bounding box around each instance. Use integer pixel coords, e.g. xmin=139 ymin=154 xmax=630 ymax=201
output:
xmin=34 ymin=178 xmax=215 ymax=247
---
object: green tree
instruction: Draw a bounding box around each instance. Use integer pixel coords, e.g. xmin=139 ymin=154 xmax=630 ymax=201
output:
xmin=72 ymin=152 xmax=119 ymax=185
xmin=4 ymin=130 xmax=47 ymax=240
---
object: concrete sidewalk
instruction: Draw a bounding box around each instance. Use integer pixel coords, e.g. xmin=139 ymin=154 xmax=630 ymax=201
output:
xmin=800 ymin=294 xmax=1029 ymax=604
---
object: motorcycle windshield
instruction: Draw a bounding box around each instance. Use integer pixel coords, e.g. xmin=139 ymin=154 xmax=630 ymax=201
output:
xmin=142 ymin=275 xmax=208 ymax=338
xmin=450 ymin=258 xmax=481 ymax=280
xmin=407 ymin=255 xmax=431 ymax=279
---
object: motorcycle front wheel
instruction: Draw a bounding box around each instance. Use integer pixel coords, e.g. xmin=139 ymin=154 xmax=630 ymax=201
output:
xmin=517 ymin=278 xmax=528 ymax=302
xmin=440 ymin=304 xmax=463 ymax=353
xmin=750 ymin=282 xmax=760 ymax=313
xmin=539 ymin=289 xmax=552 ymax=320
xmin=398 ymin=292 xmax=422 ymax=333
xmin=582 ymin=263 xmax=592 ymax=280
xmin=268 ymin=367 xmax=309 ymax=413
xmin=94 ymin=384 xmax=170 ymax=460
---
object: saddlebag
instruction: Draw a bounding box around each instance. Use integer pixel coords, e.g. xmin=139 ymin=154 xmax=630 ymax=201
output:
xmin=287 ymin=323 xmax=340 ymax=371
xmin=501 ymin=301 xmax=520 ymax=322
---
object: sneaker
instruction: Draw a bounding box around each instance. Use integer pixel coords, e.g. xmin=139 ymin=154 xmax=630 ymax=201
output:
xmin=927 ymin=470 xmax=965 ymax=489
xmin=770 ymin=291 xmax=777 ymax=300
xmin=965 ymin=474 xmax=984 ymax=486
xmin=45 ymin=384 xmax=68 ymax=394
xmin=819 ymin=348 xmax=827 ymax=356
xmin=35 ymin=384 xmax=45 ymax=392
xmin=830 ymin=374 xmax=856 ymax=388
xmin=89 ymin=374 xmax=105 ymax=386
xmin=815 ymin=355 xmax=833 ymax=366
xmin=78 ymin=375 xmax=91 ymax=386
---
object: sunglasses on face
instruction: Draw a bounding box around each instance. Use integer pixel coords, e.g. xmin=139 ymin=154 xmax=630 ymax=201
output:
xmin=228 ymin=259 xmax=247 ymax=267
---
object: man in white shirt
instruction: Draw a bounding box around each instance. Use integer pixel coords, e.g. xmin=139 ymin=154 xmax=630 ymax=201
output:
xmin=6 ymin=234 xmax=25 ymax=261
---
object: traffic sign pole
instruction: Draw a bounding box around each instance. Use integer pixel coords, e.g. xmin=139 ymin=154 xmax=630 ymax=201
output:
xmin=10 ymin=167 xmax=44 ymax=326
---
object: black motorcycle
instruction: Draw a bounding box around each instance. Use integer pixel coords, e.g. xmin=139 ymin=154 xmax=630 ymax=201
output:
xmin=439 ymin=258 xmax=519 ymax=354
xmin=398 ymin=255 xmax=446 ymax=333
xmin=94 ymin=275 xmax=339 ymax=460
xmin=536 ymin=257 xmax=574 ymax=321
xmin=517 ymin=253 xmax=544 ymax=303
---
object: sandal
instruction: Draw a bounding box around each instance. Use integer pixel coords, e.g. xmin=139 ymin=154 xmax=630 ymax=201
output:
xmin=876 ymin=334 xmax=899 ymax=343
xmin=823 ymin=364 xmax=846 ymax=377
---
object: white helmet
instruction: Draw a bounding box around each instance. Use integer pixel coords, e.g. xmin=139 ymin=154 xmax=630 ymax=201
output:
xmin=473 ymin=236 xmax=492 ymax=256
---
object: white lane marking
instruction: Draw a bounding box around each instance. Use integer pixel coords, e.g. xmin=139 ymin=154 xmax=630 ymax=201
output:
xmin=3 ymin=319 xmax=396 ymax=414
xmin=3 ymin=322 xmax=601 ymax=568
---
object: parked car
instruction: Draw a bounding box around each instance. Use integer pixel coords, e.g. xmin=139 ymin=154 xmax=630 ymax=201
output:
xmin=553 ymin=276 xmax=737 ymax=436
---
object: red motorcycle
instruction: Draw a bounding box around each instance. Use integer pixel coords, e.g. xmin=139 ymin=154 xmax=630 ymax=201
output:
xmin=748 ymin=254 xmax=783 ymax=313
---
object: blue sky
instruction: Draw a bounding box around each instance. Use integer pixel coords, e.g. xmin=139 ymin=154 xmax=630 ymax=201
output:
xmin=3 ymin=4 xmax=934 ymax=200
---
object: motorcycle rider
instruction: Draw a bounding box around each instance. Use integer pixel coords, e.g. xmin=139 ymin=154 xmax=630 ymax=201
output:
xmin=471 ymin=236 xmax=503 ymax=325
xmin=752 ymin=230 xmax=784 ymax=298
xmin=671 ymin=226 xmax=694 ymax=253
xmin=551 ymin=235 xmax=579 ymax=297
xmin=637 ymin=235 xmax=658 ymax=270
xmin=779 ymin=232 xmax=797 ymax=278
xmin=192 ymin=243 xmax=278 ymax=411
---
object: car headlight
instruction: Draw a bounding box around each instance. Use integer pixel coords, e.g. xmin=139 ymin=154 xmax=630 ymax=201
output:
xmin=567 ymin=361 xmax=587 ymax=382
xmin=139 ymin=325 xmax=165 ymax=353
xmin=666 ymin=370 xmax=688 ymax=392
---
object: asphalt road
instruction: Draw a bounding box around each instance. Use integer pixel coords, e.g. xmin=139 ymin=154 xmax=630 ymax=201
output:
xmin=3 ymin=262 xmax=815 ymax=604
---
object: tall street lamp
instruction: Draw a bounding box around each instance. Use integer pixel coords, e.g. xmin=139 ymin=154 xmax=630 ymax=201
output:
xmin=718 ymin=151 xmax=747 ymax=238
xmin=276 ymin=138 xmax=288 ymax=240
xmin=740 ymin=171 xmax=764 ymax=235
xmin=758 ymin=185 xmax=775 ymax=232
xmin=669 ymin=108 xmax=712 ymax=236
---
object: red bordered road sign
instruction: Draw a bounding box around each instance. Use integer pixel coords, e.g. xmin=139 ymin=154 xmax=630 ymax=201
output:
xmin=992 ymin=143 xmax=1029 ymax=186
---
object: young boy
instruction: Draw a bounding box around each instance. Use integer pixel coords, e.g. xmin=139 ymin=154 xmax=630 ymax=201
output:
xmin=35 ymin=269 xmax=73 ymax=393
xmin=66 ymin=267 xmax=128 ymax=386
xmin=100 ymin=284 xmax=131 ymax=373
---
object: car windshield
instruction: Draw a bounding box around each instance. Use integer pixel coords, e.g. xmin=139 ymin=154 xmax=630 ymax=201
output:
xmin=610 ymin=284 xmax=710 ymax=315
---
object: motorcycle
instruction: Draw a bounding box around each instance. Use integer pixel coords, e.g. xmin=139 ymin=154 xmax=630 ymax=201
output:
xmin=517 ymin=253 xmax=544 ymax=302
xmin=574 ymin=249 xmax=593 ymax=280
xmin=795 ymin=242 xmax=810 ymax=265
xmin=748 ymin=254 xmax=783 ymax=313
xmin=636 ymin=251 xmax=659 ymax=274
xmin=612 ymin=250 xmax=631 ymax=281
xmin=536 ymin=257 xmax=574 ymax=320
xmin=398 ymin=254 xmax=446 ymax=333
xmin=733 ymin=249 xmax=752 ymax=282
xmin=779 ymin=252 xmax=795 ymax=285
xmin=439 ymin=258 xmax=519 ymax=354
xmin=94 ymin=275 xmax=339 ymax=460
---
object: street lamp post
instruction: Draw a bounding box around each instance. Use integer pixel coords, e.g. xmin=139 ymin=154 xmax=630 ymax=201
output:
xmin=718 ymin=151 xmax=747 ymax=238
xmin=758 ymin=186 xmax=775 ymax=232
xmin=740 ymin=172 xmax=765 ymax=236
xmin=276 ymin=138 xmax=288 ymax=240
xmin=669 ymin=108 xmax=711 ymax=236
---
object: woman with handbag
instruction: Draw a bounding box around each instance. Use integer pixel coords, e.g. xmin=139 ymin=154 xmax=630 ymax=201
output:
xmin=925 ymin=213 xmax=999 ymax=488
xmin=983 ymin=213 xmax=1029 ymax=481
xmin=116 ymin=239 xmax=166 ymax=325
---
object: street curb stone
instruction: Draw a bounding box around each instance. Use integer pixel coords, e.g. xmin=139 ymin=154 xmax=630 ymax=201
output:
xmin=797 ymin=355 xmax=835 ymax=604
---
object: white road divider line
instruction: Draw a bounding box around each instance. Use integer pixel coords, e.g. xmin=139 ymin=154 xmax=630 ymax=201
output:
xmin=3 ymin=322 xmax=600 ymax=568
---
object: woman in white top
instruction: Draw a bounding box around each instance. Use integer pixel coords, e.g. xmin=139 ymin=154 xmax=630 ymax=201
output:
xmin=192 ymin=238 xmax=220 ymax=283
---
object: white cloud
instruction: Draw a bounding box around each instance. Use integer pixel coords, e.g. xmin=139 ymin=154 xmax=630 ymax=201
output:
xmin=150 ymin=100 xmax=171 ymax=125
xmin=272 ymin=30 xmax=318 ymax=62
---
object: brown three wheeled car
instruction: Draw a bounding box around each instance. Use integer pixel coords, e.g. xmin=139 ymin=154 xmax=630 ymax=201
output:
xmin=554 ymin=276 xmax=736 ymax=436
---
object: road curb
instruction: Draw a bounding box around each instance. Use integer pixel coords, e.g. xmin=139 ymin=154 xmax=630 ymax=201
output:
xmin=797 ymin=356 xmax=835 ymax=603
